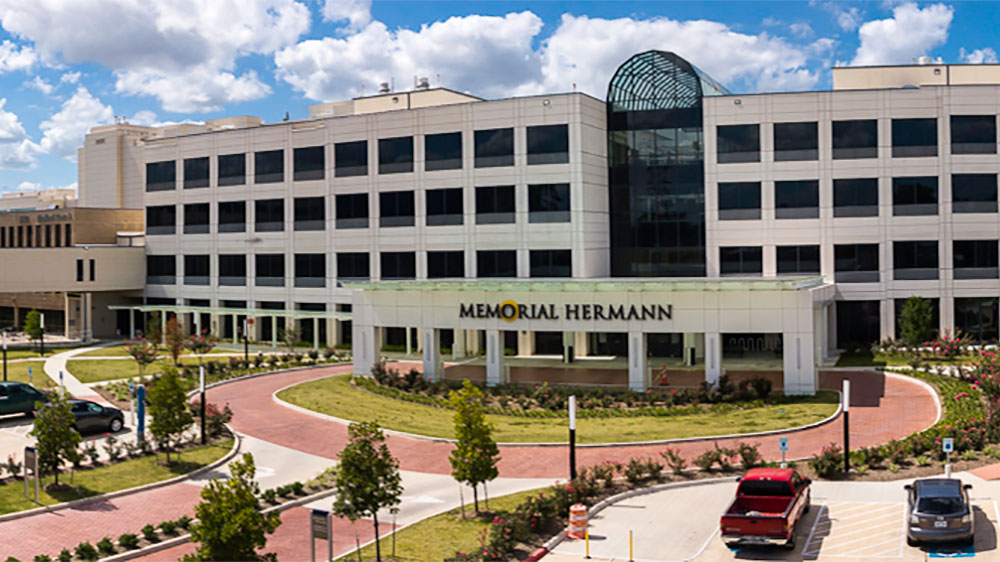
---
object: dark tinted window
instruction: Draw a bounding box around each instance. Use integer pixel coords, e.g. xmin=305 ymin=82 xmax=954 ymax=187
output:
xmin=955 ymin=297 xmax=999 ymax=341
xmin=833 ymin=119 xmax=877 ymax=159
xmin=917 ymin=497 xmax=965 ymax=515
xmin=718 ymin=182 xmax=760 ymax=220
xmin=953 ymin=173 xmax=997 ymax=213
xmin=380 ymin=252 xmax=416 ymax=279
xmin=146 ymin=161 xmax=176 ymax=191
xmin=218 ymin=201 xmax=245 ymax=232
xmin=474 ymin=128 xmax=513 ymax=167
xmin=737 ymin=480 xmax=793 ymax=497
xmin=146 ymin=255 xmax=176 ymax=282
xmin=773 ymin=122 xmax=817 ymax=161
xmin=951 ymin=115 xmax=996 ymax=154
xmin=892 ymin=118 xmax=937 ymax=157
xmin=528 ymin=184 xmax=570 ymax=223
xmin=183 ymin=157 xmax=209 ymax=189
xmin=426 ymin=188 xmax=463 ymax=226
xmin=954 ymin=240 xmax=998 ymax=269
xmin=293 ymin=146 xmax=325 ymax=181
xmin=476 ymin=185 xmax=515 ymax=224
xmin=378 ymin=136 xmax=414 ymax=174
xmin=254 ymin=150 xmax=284 ymax=183
xmin=425 ymin=132 xmax=462 ymax=171
xmin=335 ymin=193 xmax=368 ymax=228
xmin=255 ymin=199 xmax=284 ymax=231
xmin=775 ymin=180 xmax=819 ymax=219
xmin=218 ymin=254 xmax=245 ymax=277
xmin=717 ymin=124 xmax=759 ymax=163
xmin=777 ymin=245 xmax=820 ymax=274
xmin=477 ymin=250 xmax=517 ymax=277
xmin=529 ymin=249 xmax=571 ymax=277
xmin=834 ymin=178 xmax=878 ymax=217
xmin=835 ymin=243 xmax=880 ymax=282
xmin=720 ymin=246 xmax=762 ymax=275
xmin=337 ymin=252 xmax=370 ymax=279
xmin=294 ymin=197 xmax=325 ymax=230
xmin=255 ymin=254 xmax=284 ymax=280
xmin=427 ymin=251 xmax=464 ymax=278
xmin=184 ymin=255 xmax=209 ymax=278
xmin=218 ymin=153 xmax=246 ymax=186
xmin=893 ymin=177 xmax=938 ymax=215
xmin=526 ymin=124 xmax=569 ymax=165
xmin=183 ymin=203 xmax=209 ymax=234
xmin=294 ymin=254 xmax=325 ymax=278
xmin=894 ymin=241 xmax=938 ymax=280
xmin=335 ymin=140 xmax=367 ymax=177
xmin=379 ymin=191 xmax=415 ymax=227
xmin=146 ymin=205 xmax=176 ymax=235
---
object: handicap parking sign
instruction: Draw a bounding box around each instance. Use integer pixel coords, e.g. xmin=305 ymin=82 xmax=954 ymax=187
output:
xmin=779 ymin=437 xmax=789 ymax=452
xmin=943 ymin=437 xmax=955 ymax=453
xmin=928 ymin=544 xmax=975 ymax=558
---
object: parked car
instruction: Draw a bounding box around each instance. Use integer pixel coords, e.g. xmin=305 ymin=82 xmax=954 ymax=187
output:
xmin=905 ymin=478 xmax=974 ymax=546
xmin=0 ymin=382 xmax=47 ymax=417
xmin=720 ymin=467 xmax=812 ymax=550
xmin=69 ymin=399 xmax=125 ymax=434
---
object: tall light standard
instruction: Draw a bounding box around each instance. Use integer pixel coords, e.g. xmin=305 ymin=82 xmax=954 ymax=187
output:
xmin=200 ymin=364 xmax=207 ymax=445
xmin=39 ymin=312 xmax=44 ymax=357
xmin=2 ymin=330 xmax=7 ymax=382
xmin=843 ymin=378 xmax=851 ymax=474
xmin=569 ymin=395 xmax=577 ymax=480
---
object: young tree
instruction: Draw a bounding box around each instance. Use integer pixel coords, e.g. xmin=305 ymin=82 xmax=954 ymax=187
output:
xmin=147 ymin=369 xmax=194 ymax=463
xmin=332 ymin=421 xmax=402 ymax=562
xmin=164 ymin=317 xmax=185 ymax=366
xmin=186 ymin=453 xmax=280 ymax=561
xmin=24 ymin=309 xmax=43 ymax=353
xmin=448 ymin=380 xmax=500 ymax=513
xmin=279 ymin=326 xmax=300 ymax=354
xmin=898 ymin=296 xmax=936 ymax=348
xmin=145 ymin=311 xmax=163 ymax=344
xmin=31 ymin=394 xmax=81 ymax=486
xmin=184 ymin=330 xmax=218 ymax=370
xmin=125 ymin=337 xmax=159 ymax=379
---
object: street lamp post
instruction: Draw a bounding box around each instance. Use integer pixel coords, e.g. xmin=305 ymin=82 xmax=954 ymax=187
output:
xmin=243 ymin=318 xmax=249 ymax=363
xmin=2 ymin=330 xmax=7 ymax=382
xmin=39 ymin=312 xmax=44 ymax=357
xmin=569 ymin=395 xmax=577 ymax=480
xmin=200 ymin=364 xmax=207 ymax=445
xmin=843 ymin=378 xmax=851 ymax=474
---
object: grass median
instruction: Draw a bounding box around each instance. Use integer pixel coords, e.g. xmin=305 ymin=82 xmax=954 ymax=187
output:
xmin=75 ymin=345 xmax=236 ymax=358
xmin=279 ymin=375 xmax=839 ymax=443
xmin=836 ymin=351 xmax=975 ymax=367
xmin=0 ymin=438 xmax=232 ymax=515
xmin=66 ymin=357 xmax=203 ymax=383
xmin=1 ymin=360 xmax=54 ymax=387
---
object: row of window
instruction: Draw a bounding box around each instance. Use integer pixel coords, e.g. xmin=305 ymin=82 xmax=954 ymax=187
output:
xmin=145 ymin=125 xmax=570 ymax=191
xmin=146 ymin=249 xmax=573 ymax=284
xmin=718 ymin=174 xmax=998 ymax=219
xmin=720 ymin=241 xmax=1000 ymax=281
xmin=716 ymin=115 xmax=996 ymax=162
xmin=0 ymin=223 xmax=72 ymax=248
xmin=145 ymin=184 xmax=570 ymax=234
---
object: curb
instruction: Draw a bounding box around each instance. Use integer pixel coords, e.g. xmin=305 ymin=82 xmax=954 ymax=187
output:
xmin=0 ymin=432 xmax=242 ymax=524
xmin=272 ymin=374 xmax=845 ymax=448
xmin=882 ymin=370 xmax=943 ymax=432
xmin=184 ymin=361 xmax=351 ymax=400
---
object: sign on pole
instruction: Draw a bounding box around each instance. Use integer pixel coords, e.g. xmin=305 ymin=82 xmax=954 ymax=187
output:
xmin=23 ymin=446 xmax=39 ymax=503
xmin=310 ymin=509 xmax=332 ymax=562
xmin=27 ymin=366 xmax=32 ymax=385
xmin=59 ymin=370 xmax=64 ymax=397
xmin=779 ymin=437 xmax=789 ymax=467
xmin=942 ymin=437 xmax=954 ymax=453
xmin=136 ymin=385 xmax=146 ymax=444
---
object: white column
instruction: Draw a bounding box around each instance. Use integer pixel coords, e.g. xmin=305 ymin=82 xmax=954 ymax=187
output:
xmin=705 ymin=332 xmax=722 ymax=387
xmin=231 ymin=315 xmax=238 ymax=345
xmin=574 ymin=332 xmax=588 ymax=358
xmin=467 ymin=330 xmax=481 ymax=355
xmin=452 ymin=329 xmax=466 ymax=360
xmin=129 ymin=307 xmax=135 ymax=339
xmin=682 ymin=332 xmax=697 ymax=366
xmin=161 ymin=310 xmax=167 ymax=345
xmin=271 ymin=316 xmax=277 ymax=348
xmin=783 ymin=331 xmax=817 ymax=395
xmin=194 ymin=311 xmax=201 ymax=335
xmin=517 ymin=331 xmax=532 ymax=356
xmin=313 ymin=318 xmax=320 ymax=350
xmin=562 ymin=331 xmax=574 ymax=363
xmin=486 ymin=329 xmax=505 ymax=386
xmin=627 ymin=331 xmax=647 ymax=391
xmin=405 ymin=327 xmax=412 ymax=356
xmin=422 ymin=328 xmax=442 ymax=381
xmin=353 ymin=324 xmax=377 ymax=376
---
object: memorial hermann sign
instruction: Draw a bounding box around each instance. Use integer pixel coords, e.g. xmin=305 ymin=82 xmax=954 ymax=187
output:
xmin=459 ymin=301 xmax=673 ymax=322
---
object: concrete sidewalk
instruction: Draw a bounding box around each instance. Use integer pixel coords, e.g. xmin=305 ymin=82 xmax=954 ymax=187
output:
xmin=43 ymin=342 xmax=119 ymax=403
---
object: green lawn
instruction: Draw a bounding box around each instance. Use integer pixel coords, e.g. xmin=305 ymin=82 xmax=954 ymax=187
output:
xmin=75 ymin=345 xmax=235 ymax=358
xmin=66 ymin=357 xmax=203 ymax=383
xmin=337 ymin=487 xmax=540 ymax=561
xmin=1 ymin=360 xmax=55 ymax=387
xmin=279 ymin=375 xmax=840 ymax=444
xmin=836 ymin=351 xmax=975 ymax=367
xmin=0 ymin=439 xmax=232 ymax=514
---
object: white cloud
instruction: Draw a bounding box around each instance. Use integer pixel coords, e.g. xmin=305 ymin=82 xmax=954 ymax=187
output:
xmin=128 ymin=109 xmax=203 ymax=128
xmin=961 ymin=47 xmax=999 ymax=64
xmin=115 ymin=67 xmax=270 ymax=113
xmin=0 ymin=98 xmax=37 ymax=169
xmin=0 ymin=39 xmax=36 ymax=72
xmin=789 ymin=22 xmax=814 ymax=38
xmin=59 ymin=71 xmax=80 ymax=84
xmin=851 ymin=3 xmax=952 ymax=66
xmin=38 ymin=87 xmax=112 ymax=161
xmin=836 ymin=7 xmax=863 ymax=31
xmin=25 ymin=75 xmax=53 ymax=95
xmin=322 ymin=0 xmax=371 ymax=31
xmin=17 ymin=180 xmax=40 ymax=190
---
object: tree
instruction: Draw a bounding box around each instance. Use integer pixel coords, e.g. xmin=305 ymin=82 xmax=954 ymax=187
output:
xmin=164 ymin=317 xmax=185 ymax=366
xmin=332 ymin=422 xmax=402 ymax=562
xmin=125 ymin=337 xmax=159 ymax=379
xmin=24 ymin=309 xmax=43 ymax=353
xmin=145 ymin=311 xmax=163 ymax=344
xmin=186 ymin=453 xmax=280 ymax=561
xmin=184 ymin=331 xmax=218 ymax=371
xmin=31 ymin=394 xmax=81 ymax=486
xmin=279 ymin=326 xmax=300 ymax=354
xmin=898 ymin=296 xmax=936 ymax=348
xmin=448 ymin=380 xmax=500 ymax=513
xmin=147 ymin=369 xmax=194 ymax=463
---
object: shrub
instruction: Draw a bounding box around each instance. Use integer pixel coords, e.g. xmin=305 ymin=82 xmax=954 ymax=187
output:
xmin=5 ymin=454 xmax=22 ymax=479
xmin=83 ymin=442 xmax=100 ymax=465
xmin=290 ymin=481 xmax=305 ymax=495
xmin=33 ymin=556 xmax=52 ymax=562
xmin=160 ymin=520 xmax=177 ymax=535
xmin=141 ymin=523 xmax=159 ymax=542
xmin=57 ymin=551 xmax=71 ymax=562
xmin=261 ymin=488 xmax=278 ymax=504
xmin=853 ymin=465 xmax=868 ymax=476
xmin=661 ymin=448 xmax=688 ymax=475
xmin=749 ymin=377 xmax=773 ymax=399
xmin=644 ymin=457 xmax=665 ymax=481
xmin=176 ymin=515 xmax=193 ymax=529
xmin=860 ymin=446 xmax=885 ymax=469
xmin=624 ymin=458 xmax=647 ymax=485
xmin=694 ymin=450 xmax=718 ymax=472
xmin=118 ymin=533 xmax=139 ymax=549
xmin=590 ymin=463 xmax=616 ymax=487
xmin=714 ymin=445 xmax=738 ymax=472
xmin=886 ymin=440 xmax=908 ymax=465
xmin=888 ymin=462 xmax=900 ymax=473
xmin=96 ymin=536 xmax=116 ymax=555
xmin=737 ymin=443 xmax=762 ymax=469
xmin=74 ymin=542 xmax=98 ymax=561
xmin=915 ymin=455 xmax=931 ymax=466
xmin=808 ymin=443 xmax=843 ymax=479
xmin=961 ymin=449 xmax=979 ymax=461
xmin=103 ymin=433 xmax=122 ymax=462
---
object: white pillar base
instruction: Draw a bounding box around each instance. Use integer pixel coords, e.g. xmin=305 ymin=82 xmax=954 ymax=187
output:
xmin=627 ymin=331 xmax=647 ymax=391
xmin=486 ymin=329 xmax=505 ymax=386
xmin=705 ymin=332 xmax=721 ymax=387
xmin=422 ymin=328 xmax=442 ymax=381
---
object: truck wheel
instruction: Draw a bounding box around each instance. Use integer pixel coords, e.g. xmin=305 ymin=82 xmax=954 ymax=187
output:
xmin=804 ymin=492 xmax=811 ymax=514
xmin=783 ymin=536 xmax=796 ymax=551
xmin=906 ymin=536 xmax=917 ymax=547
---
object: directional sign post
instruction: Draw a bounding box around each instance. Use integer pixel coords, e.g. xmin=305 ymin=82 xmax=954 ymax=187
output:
xmin=136 ymin=385 xmax=146 ymax=445
xmin=310 ymin=508 xmax=332 ymax=562
xmin=27 ymin=366 xmax=32 ymax=386
xmin=779 ymin=437 xmax=789 ymax=468
xmin=23 ymin=446 xmax=38 ymax=503
xmin=943 ymin=437 xmax=954 ymax=478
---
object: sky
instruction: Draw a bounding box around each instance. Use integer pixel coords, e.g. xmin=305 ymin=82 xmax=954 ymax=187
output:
xmin=0 ymin=0 xmax=997 ymax=195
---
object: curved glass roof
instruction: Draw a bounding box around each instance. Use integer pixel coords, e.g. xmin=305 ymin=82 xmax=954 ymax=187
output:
xmin=607 ymin=51 xmax=730 ymax=113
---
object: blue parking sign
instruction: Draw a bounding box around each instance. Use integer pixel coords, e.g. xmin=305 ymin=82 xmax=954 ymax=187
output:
xmin=779 ymin=437 xmax=789 ymax=452
xmin=943 ymin=437 xmax=955 ymax=453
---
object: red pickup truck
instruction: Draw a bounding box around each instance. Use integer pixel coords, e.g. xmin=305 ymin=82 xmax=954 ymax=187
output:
xmin=720 ymin=467 xmax=812 ymax=550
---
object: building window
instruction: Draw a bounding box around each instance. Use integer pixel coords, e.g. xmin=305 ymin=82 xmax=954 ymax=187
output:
xmin=335 ymin=140 xmax=367 ymax=177
xmin=951 ymin=115 xmax=996 ymax=154
xmin=610 ymin=128 xmax=703 ymax=166
xmin=476 ymin=185 xmax=515 ymax=224
xmin=218 ymin=153 xmax=246 ymax=186
xmin=218 ymin=201 xmax=246 ymax=233
xmin=474 ymin=128 xmax=514 ymax=168
xmin=477 ymin=250 xmax=517 ymax=277
xmin=426 ymin=188 xmax=463 ymax=226
xmin=529 ymin=249 xmax=571 ymax=277
xmin=64 ymin=224 xmax=71 ymax=246
xmin=834 ymin=243 xmax=879 ymax=283
xmin=53 ymin=225 xmax=61 ymax=247
xmin=774 ymin=180 xmax=819 ymax=219
xmin=146 ymin=205 xmax=176 ymax=235
xmin=953 ymin=240 xmax=999 ymax=280
xmin=718 ymin=182 xmax=760 ymax=220
xmin=773 ymin=122 xmax=818 ymax=161
xmin=833 ymin=178 xmax=878 ymax=217
xmin=378 ymin=136 xmax=414 ymax=174
xmin=294 ymin=254 xmax=325 ymax=287
xmin=255 ymin=254 xmax=285 ymax=286
xmin=184 ymin=255 xmax=210 ymax=286
xmin=716 ymin=124 xmax=759 ymax=163
xmin=832 ymin=119 xmax=877 ymax=159
xmin=293 ymin=146 xmax=325 ymax=181
xmin=337 ymin=252 xmax=370 ymax=280
xmin=146 ymin=255 xmax=176 ymax=285
xmin=88 ymin=259 xmax=95 ymax=281
xmin=527 ymin=124 xmax=569 ymax=165
xmin=719 ymin=246 xmax=762 ymax=276
xmin=218 ymin=254 xmax=246 ymax=286
xmin=335 ymin=193 xmax=368 ymax=229
xmin=76 ymin=259 xmax=83 ymax=282
xmin=380 ymin=252 xmax=416 ymax=279
xmin=146 ymin=161 xmax=176 ymax=192
xmin=955 ymin=297 xmax=998 ymax=341
xmin=255 ymin=199 xmax=284 ymax=232
xmin=379 ymin=191 xmax=415 ymax=227
xmin=892 ymin=118 xmax=937 ymax=158
xmin=183 ymin=203 xmax=210 ymax=234
xmin=44 ymin=224 xmax=51 ymax=247
xmin=893 ymin=241 xmax=938 ymax=280
xmin=425 ymin=132 xmax=462 ymax=171
xmin=254 ymin=150 xmax=284 ymax=184
xmin=776 ymin=245 xmax=820 ymax=275
xmin=528 ymin=184 xmax=570 ymax=223
xmin=952 ymin=173 xmax=997 ymax=213
xmin=183 ymin=157 xmax=209 ymax=189
xmin=837 ymin=301 xmax=881 ymax=347
xmin=892 ymin=177 xmax=938 ymax=216
xmin=293 ymin=196 xmax=325 ymax=231
xmin=427 ymin=251 xmax=464 ymax=278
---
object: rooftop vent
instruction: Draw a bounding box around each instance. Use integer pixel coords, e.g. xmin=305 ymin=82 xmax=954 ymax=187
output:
xmin=378 ymin=82 xmax=390 ymax=93
xmin=416 ymin=77 xmax=430 ymax=90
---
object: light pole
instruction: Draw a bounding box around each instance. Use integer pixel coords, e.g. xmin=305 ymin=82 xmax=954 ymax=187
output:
xmin=2 ymin=330 xmax=7 ymax=382
xmin=569 ymin=395 xmax=577 ymax=480
xmin=39 ymin=312 xmax=44 ymax=357
xmin=200 ymin=364 xmax=207 ymax=445
xmin=243 ymin=318 xmax=249 ymax=363
xmin=843 ymin=378 xmax=850 ymax=474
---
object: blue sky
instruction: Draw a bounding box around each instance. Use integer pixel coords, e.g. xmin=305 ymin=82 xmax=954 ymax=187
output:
xmin=0 ymin=0 xmax=995 ymax=195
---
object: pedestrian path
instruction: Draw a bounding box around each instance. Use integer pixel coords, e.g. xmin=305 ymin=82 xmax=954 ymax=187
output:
xmin=43 ymin=342 xmax=119 ymax=404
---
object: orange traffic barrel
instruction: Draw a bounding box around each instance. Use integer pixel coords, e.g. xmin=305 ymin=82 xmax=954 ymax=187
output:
xmin=568 ymin=503 xmax=588 ymax=539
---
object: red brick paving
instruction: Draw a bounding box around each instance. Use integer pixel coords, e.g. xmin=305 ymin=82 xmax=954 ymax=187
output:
xmin=970 ymin=462 xmax=1000 ymax=480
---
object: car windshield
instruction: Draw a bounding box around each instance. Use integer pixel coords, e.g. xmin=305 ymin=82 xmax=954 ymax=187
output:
xmin=917 ymin=497 xmax=964 ymax=515
xmin=738 ymin=480 xmax=792 ymax=496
